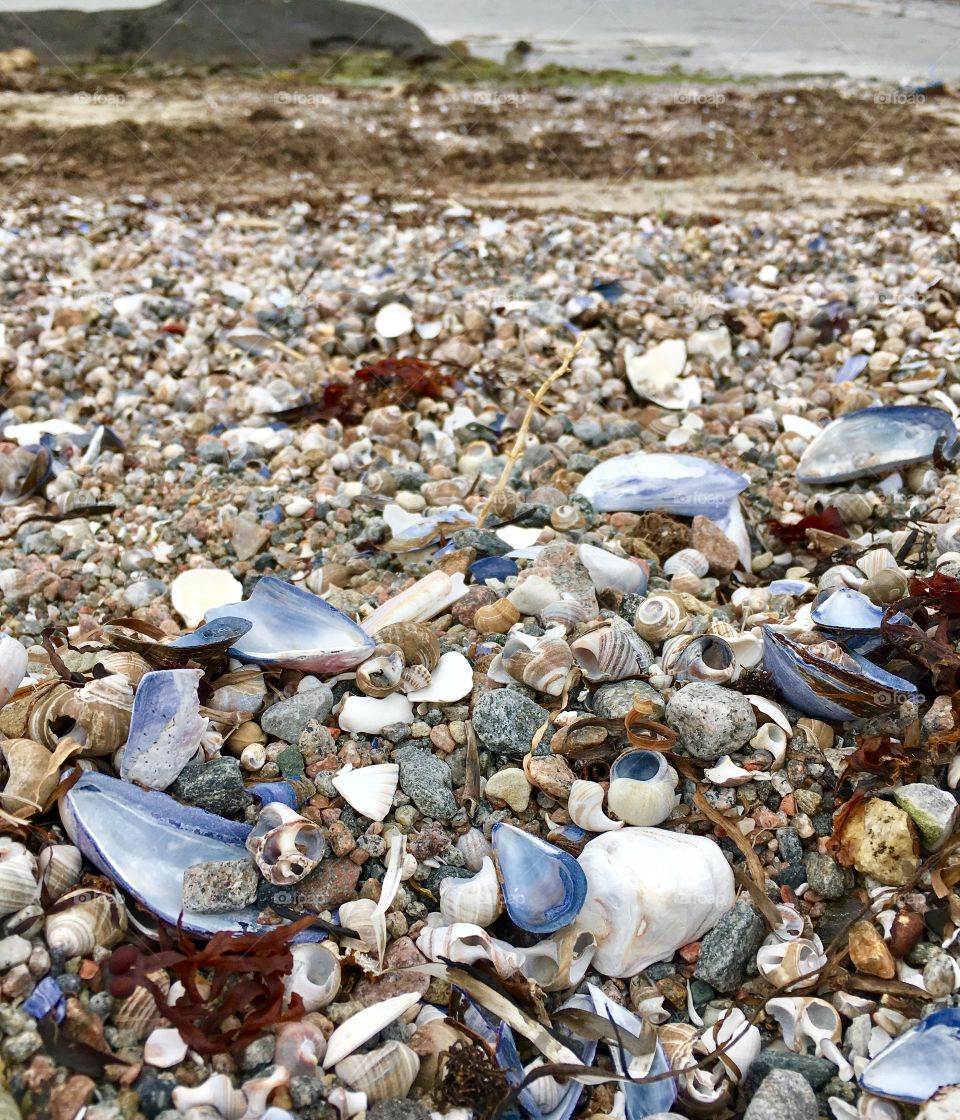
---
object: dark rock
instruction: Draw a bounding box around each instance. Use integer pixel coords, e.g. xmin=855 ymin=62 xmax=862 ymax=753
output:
xmin=743 ymin=1068 xmax=818 ymax=1120
xmin=694 ymin=901 xmax=765 ymax=993
xmin=395 ymin=744 xmax=457 ymax=821
xmin=135 ymin=1075 xmax=176 ymax=1120
xmin=471 ymin=689 xmax=549 ymax=760
xmin=281 ymin=857 xmax=362 ymax=911
xmin=170 ymin=757 xmax=251 ymax=818
xmin=804 ymin=851 xmax=849 ymax=899
xmin=744 ymin=1049 xmax=836 ymax=1093
xmin=369 ymin=1101 xmax=429 ymax=1120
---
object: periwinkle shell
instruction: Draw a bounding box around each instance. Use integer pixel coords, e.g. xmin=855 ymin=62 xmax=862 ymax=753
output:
xmin=492 ymin=822 xmax=587 ymax=935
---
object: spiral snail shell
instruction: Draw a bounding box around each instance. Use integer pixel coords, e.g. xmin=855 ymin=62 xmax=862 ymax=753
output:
xmin=633 ymin=594 xmax=689 ymax=643
xmin=356 ymin=645 xmax=405 ymax=698
xmin=570 ymin=616 xmax=653 ymax=683
xmin=45 ymin=887 xmax=128 ymax=957
xmin=606 ymin=749 xmax=679 ymax=827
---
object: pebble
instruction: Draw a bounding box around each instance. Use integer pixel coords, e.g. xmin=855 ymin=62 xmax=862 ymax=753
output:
xmin=666 ymin=682 xmax=757 ymax=761
xmin=893 ymin=783 xmax=959 ymax=850
xmin=181 ymin=859 xmax=259 ymax=914
xmin=471 ymin=690 xmax=549 ymax=760
xmin=847 ymin=920 xmax=896 ymax=979
xmin=744 ymin=1069 xmax=818 ymax=1120
xmin=591 ymin=679 xmax=665 ymax=720
xmin=804 ymin=851 xmax=849 ymax=900
xmin=483 ymin=767 xmax=531 ymax=812
xmin=395 ymin=744 xmax=458 ymax=821
xmin=745 ymin=1050 xmax=837 ymax=1092
xmin=260 ymin=687 xmax=334 ymax=744
xmin=170 ymin=757 xmax=252 ymax=818
xmin=693 ymin=900 xmax=766 ymax=993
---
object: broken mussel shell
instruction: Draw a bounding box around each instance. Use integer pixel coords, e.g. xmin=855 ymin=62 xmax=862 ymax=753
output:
xmin=103 ymin=616 xmax=253 ymax=666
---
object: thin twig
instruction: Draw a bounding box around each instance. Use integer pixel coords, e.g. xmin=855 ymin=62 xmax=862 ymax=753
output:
xmin=474 ymin=336 xmax=584 ymax=529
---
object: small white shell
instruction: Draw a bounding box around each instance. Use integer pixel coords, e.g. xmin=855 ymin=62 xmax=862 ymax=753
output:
xmin=143 ymin=1027 xmax=188 ymax=1068
xmin=337 ymin=693 xmax=414 ymax=735
xmin=285 ymin=943 xmax=341 ymax=1012
xmin=332 ymin=763 xmax=399 ymax=822
xmin=757 ymin=936 xmax=827 ymax=991
xmin=37 ymin=845 xmax=82 ymax=901
xmin=751 ymin=724 xmax=788 ymax=770
xmin=704 ymin=755 xmax=769 ymax=786
xmin=335 ymin=1041 xmax=420 ymax=1103
xmin=170 ymin=568 xmax=243 ymax=630
xmin=322 ymin=991 xmax=421 ymax=1069
xmin=173 ymin=1073 xmax=247 ymax=1120
xmin=606 ymin=753 xmax=679 ymax=827
xmin=765 ymin=995 xmax=852 ymax=1080
xmin=415 ymin=921 xmax=525 ymax=978
xmin=241 ymin=1066 xmax=290 ymax=1119
xmin=567 ymin=780 xmax=623 ymax=832
xmin=274 ymin=1021 xmax=327 ymax=1076
xmin=456 ymin=827 xmax=493 ymax=872
xmin=0 ymin=844 xmax=39 ymax=918
xmin=634 ymin=593 xmax=690 ymax=643
xmin=328 ymin=1087 xmax=368 ymax=1120
xmin=246 ymin=803 xmax=325 ymax=885
xmin=0 ymin=632 xmax=27 ymax=711
xmin=439 ymin=856 xmax=503 ymax=927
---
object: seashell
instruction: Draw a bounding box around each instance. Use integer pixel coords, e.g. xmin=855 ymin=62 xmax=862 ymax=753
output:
xmin=577 ymin=451 xmax=748 ymax=516
xmin=439 ymin=856 xmax=503 ymax=927
xmin=113 ymin=972 xmax=169 ymax=1038
xmin=241 ymin=1066 xmax=290 ymax=1119
xmin=703 ymin=754 xmax=768 ymax=786
xmin=59 ymin=673 xmax=135 ymax=757
xmin=756 ymin=935 xmax=827 ymax=990
xmin=857 ymin=548 xmax=900 ymax=579
xmin=45 ymin=887 xmax=128 ymax=957
xmin=607 ymin=750 xmax=679 ymax=827
xmin=373 ymin=621 xmax=440 ymax=671
xmin=504 ymin=636 xmax=573 ymax=697
xmin=207 ymin=575 xmax=376 ymax=673
xmin=0 ymin=633 xmax=27 ymax=711
xmin=356 ymin=647 xmax=405 ymax=698
xmin=750 ymin=724 xmax=788 ymax=769
xmin=399 ymin=665 xmax=432 ymax=694
xmin=170 ymin=568 xmax=243 ymax=629
xmin=550 ymin=504 xmax=586 ymax=532
xmin=328 ymin=1088 xmax=368 ymax=1120
xmin=762 ymin=627 xmax=917 ymax=721
xmin=567 ymin=780 xmax=623 ymax=832
xmin=210 ymin=670 xmax=267 ymax=714
xmin=456 ymin=828 xmax=493 ymax=872
xmin=670 ymin=635 xmax=737 ymax=685
xmin=578 ymin=543 xmax=648 ymax=596
xmin=144 ymin=1026 xmax=188 ymax=1068
xmin=119 ymin=669 xmax=208 ymax=788
xmin=861 ymin=567 xmax=910 ymax=605
xmin=524 ymin=1059 xmax=567 ymax=1112
xmin=246 ymin=802 xmax=325 ymax=885
xmin=796 ymin=716 xmax=833 ymax=750
xmin=275 ymin=1021 xmax=327 ymax=1076
xmin=663 ymin=548 xmax=709 ymax=579
xmin=226 ymin=720 xmax=267 ymax=753
xmin=514 ymin=926 xmax=597 ymax=992
xmin=60 ymin=771 xmax=273 ymax=939
xmin=634 ymin=594 xmax=689 ymax=643
xmin=670 ymin=569 xmax=702 ymax=596
xmin=96 ymin=651 xmax=151 ymax=687
xmin=362 ymin=571 xmax=468 ymax=633
xmin=573 ymin=827 xmax=735 ymax=977
xmin=322 ymin=991 xmax=422 ymax=1069
xmin=493 ymin=822 xmax=587 ymax=934
xmin=860 ymin=1007 xmax=960 ymax=1104
xmin=540 ymin=598 xmax=597 ymax=631
xmin=37 ymin=845 xmax=82 ymax=900
xmin=285 ymin=942 xmax=341 ymax=1012
xmin=332 ymin=763 xmax=399 ymax=822
xmin=338 ymin=693 xmax=414 ymax=736
xmin=765 ymin=996 xmax=849 ymax=1076
xmin=831 ymin=491 xmax=878 ymax=524
xmin=570 ymin=616 xmax=654 ymax=683
xmin=173 ymin=1073 xmax=247 ymax=1120
xmin=0 ymin=842 xmax=39 ymax=917
xmin=485 ymin=488 xmax=522 ymax=521
xmin=474 ymin=599 xmax=521 ymax=635
xmin=374 ymin=302 xmax=413 ymax=338
xmin=240 ymin=743 xmax=266 ymax=771
xmin=1 ymin=737 xmax=57 ymax=816
xmin=421 ymin=478 xmax=470 ymax=505
xmin=404 ymin=651 xmax=473 ymax=703
xmin=415 ymin=922 xmax=524 ymax=979
xmin=363 ymin=468 xmax=397 ymax=497
xmin=796 ymin=406 xmax=958 ymax=484
xmin=367 ymin=405 xmax=411 ymax=438
xmin=336 ymin=1041 xmax=420 ymax=1103
xmin=676 ymin=1007 xmax=760 ymax=1103
xmin=459 ymin=439 xmax=494 ymax=476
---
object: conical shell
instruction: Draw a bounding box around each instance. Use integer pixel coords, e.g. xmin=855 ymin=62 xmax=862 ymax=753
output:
xmin=332 ymin=763 xmax=399 ymax=822
xmin=172 ymin=1074 xmax=247 ymax=1120
xmin=505 ymin=636 xmax=573 ymax=697
xmin=439 ymin=856 xmax=503 ymax=927
xmin=1 ymin=737 xmax=57 ymax=816
xmin=570 ymin=616 xmax=653 ymax=683
xmin=45 ymin=888 xmax=128 ymax=957
xmin=335 ymin=1041 xmax=420 ymax=1102
xmin=0 ymin=843 xmax=39 ymax=917
xmin=60 ymin=674 xmax=135 ymax=756
xmin=634 ymin=594 xmax=689 ymax=642
xmin=663 ymin=548 xmax=709 ymax=578
xmin=456 ymin=827 xmax=493 ymax=872
xmin=474 ymin=599 xmax=521 ymax=635
xmin=95 ymin=651 xmax=151 ymax=687
xmin=37 ymin=844 xmax=82 ymax=900
xmin=372 ymin=622 xmax=440 ymax=670
xmin=567 ymin=780 xmax=623 ymax=833
xmin=113 ymin=971 xmax=170 ymax=1038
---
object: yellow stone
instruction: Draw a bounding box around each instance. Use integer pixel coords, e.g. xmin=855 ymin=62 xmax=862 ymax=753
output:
xmin=849 ymin=799 xmax=920 ymax=886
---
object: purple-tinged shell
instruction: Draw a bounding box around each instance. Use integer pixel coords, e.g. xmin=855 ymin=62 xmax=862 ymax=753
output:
xmin=23 ymin=976 xmax=65 ymax=1022
xmin=492 ymin=823 xmax=587 ymax=935
xmin=797 ymin=405 xmax=958 ymax=484
xmin=860 ymin=1007 xmax=960 ymax=1103
xmin=575 ymin=452 xmax=748 ymax=516
xmin=247 ymin=781 xmax=300 ymax=809
xmin=119 ymin=669 xmax=208 ymax=790
xmin=60 ymin=771 xmax=319 ymax=940
xmin=762 ymin=627 xmax=918 ymax=721
xmin=166 ymin=617 xmax=252 ymax=653
xmin=206 ymin=575 xmax=375 ymax=673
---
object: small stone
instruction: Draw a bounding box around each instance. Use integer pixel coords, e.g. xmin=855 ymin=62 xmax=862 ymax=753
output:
xmin=889 ymin=909 xmax=925 ymax=958
xmin=923 ymin=953 xmax=959 ymax=997
xmin=804 ymin=851 xmax=849 ymax=900
xmin=287 ymin=858 xmax=361 ymax=910
xmin=170 ymin=757 xmax=252 ymax=819
xmin=847 ymin=798 xmax=920 ymax=886
xmin=507 ymin=575 xmax=559 ymax=616
xmin=50 ymin=1075 xmax=95 ymax=1120
xmin=483 ymin=768 xmax=531 ymax=813
xmin=472 ymin=690 xmax=549 ymax=761
xmin=691 ymin=515 xmax=740 ymax=575
xmin=893 ymin=783 xmax=959 ymax=850
xmin=524 ymin=754 xmax=576 ymax=800
xmin=123 ymin=579 xmax=167 ymax=610
xmin=0 ymin=935 xmax=31 ymax=970
xmin=693 ymin=901 xmax=765 ymax=993
xmin=368 ymin=1100 xmax=429 ymax=1120
xmin=181 ymin=859 xmax=258 ymax=914
xmin=847 ymin=920 xmax=895 ymax=979
xmin=260 ymin=687 xmax=334 ymax=744
xmin=666 ymin=682 xmax=757 ymax=761
xmin=231 ymin=513 xmax=270 ymax=561
xmin=591 ymin=679 xmax=665 ymax=721
xmin=745 ymin=1050 xmax=836 ymax=1093
xmin=744 ymin=1069 xmax=817 ymax=1120
xmin=395 ymin=744 xmax=457 ymax=821
xmin=776 ymin=827 xmax=803 ymax=866
xmin=239 ymin=1034 xmax=275 ymax=1070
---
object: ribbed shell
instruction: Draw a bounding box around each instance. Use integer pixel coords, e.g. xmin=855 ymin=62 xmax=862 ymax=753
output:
xmin=335 ymin=1041 xmax=420 ymax=1102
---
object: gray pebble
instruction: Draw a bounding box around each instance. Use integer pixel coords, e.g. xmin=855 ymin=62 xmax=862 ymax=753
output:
xmin=261 ymin=686 xmax=334 ymax=744
xmin=665 ymin=682 xmax=757 ymax=761
xmin=395 ymin=744 xmax=458 ymax=821
xmin=745 ymin=1050 xmax=836 ymax=1092
xmin=471 ymin=689 xmax=549 ymax=760
xmin=123 ymin=579 xmax=167 ymax=609
xmin=182 ymin=858 xmax=259 ymax=914
xmin=744 ymin=1069 xmax=817 ymax=1120
xmin=804 ymin=851 xmax=849 ymax=899
xmin=591 ymin=679 xmax=665 ymax=720
xmin=694 ymin=900 xmax=765 ymax=993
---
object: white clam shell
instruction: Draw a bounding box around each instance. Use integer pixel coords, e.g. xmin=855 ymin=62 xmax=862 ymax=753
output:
xmin=322 ymin=991 xmax=421 ymax=1069
xmin=338 ymin=694 xmax=414 ymax=735
xmin=415 ymin=921 xmax=524 ymax=978
xmin=173 ymin=1073 xmax=247 ymax=1120
xmin=374 ymin=301 xmax=414 ymax=339
xmin=405 ymin=651 xmax=473 ymax=703
xmin=170 ymin=569 xmax=243 ymax=630
xmin=362 ymin=571 xmax=468 ymax=634
xmin=524 ymin=1059 xmax=566 ymax=1112
xmin=285 ymin=943 xmax=341 ymax=1012
xmin=567 ymin=780 xmax=623 ymax=832
xmin=144 ymin=1026 xmax=188 ymax=1068
xmin=572 ymin=827 xmax=734 ymax=977
xmin=0 ymin=632 xmax=27 ymax=711
xmin=332 ymin=763 xmax=399 ymax=822
xmin=335 ymin=1041 xmax=420 ymax=1103
xmin=578 ymin=543 xmax=647 ymax=595
xmin=439 ymin=856 xmax=503 ymax=927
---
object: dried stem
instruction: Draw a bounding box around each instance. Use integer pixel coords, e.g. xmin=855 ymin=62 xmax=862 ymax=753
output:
xmin=475 ymin=335 xmax=584 ymax=529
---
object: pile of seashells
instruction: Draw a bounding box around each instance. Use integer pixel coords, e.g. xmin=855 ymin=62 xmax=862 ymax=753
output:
xmin=6 ymin=196 xmax=960 ymax=1120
